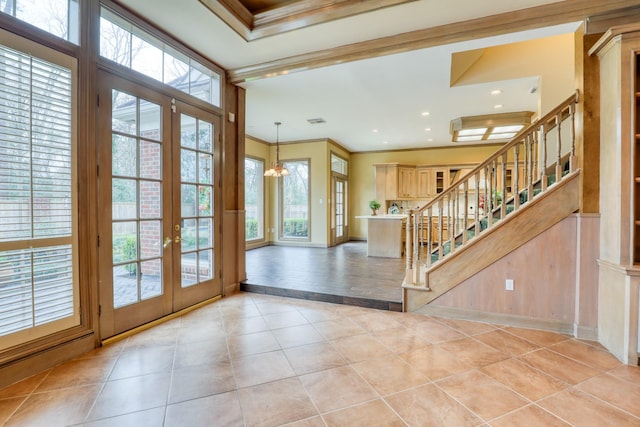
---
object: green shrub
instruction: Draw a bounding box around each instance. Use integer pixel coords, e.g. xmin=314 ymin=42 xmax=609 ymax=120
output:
xmin=283 ymin=218 xmax=308 ymax=237
xmin=121 ymin=236 xmax=137 ymax=275
xmin=246 ymin=219 xmax=259 ymax=240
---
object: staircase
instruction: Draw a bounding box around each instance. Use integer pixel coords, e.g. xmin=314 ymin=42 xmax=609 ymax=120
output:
xmin=402 ymin=92 xmax=581 ymax=312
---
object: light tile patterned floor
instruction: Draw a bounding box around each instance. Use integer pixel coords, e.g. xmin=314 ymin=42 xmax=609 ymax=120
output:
xmin=0 ymin=292 xmax=639 ymax=426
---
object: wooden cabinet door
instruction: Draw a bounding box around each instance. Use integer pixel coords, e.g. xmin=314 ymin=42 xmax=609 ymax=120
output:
xmin=416 ymin=168 xmax=431 ymax=198
xmin=398 ymin=167 xmax=416 ymax=198
xmin=432 ymin=168 xmax=449 ymax=195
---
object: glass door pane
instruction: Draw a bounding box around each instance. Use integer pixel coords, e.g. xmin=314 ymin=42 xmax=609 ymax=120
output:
xmin=98 ymin=72 xmax=173 ymax=339
xmin=111 ymin=90 xmax=164 ymax=308
xmin=332 ymin=176 xmax=348 ymax=245
xmin=98 ymin=73 xmax=220 ymax=337
xmin=335 ymin=180 xmax=344 ymax=238
xmin=172 ymin=102 xmax=220 ymax=310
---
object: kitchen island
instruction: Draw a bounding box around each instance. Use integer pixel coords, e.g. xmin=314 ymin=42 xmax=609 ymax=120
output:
xmin=355 ymin=214 xmax=406 ymax=258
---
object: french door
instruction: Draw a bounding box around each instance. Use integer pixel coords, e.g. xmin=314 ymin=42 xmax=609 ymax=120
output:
xmin=332 ymin=175 xmax=348 ymax=245
xmin=97 ymin=72 xmax=221 ymax=338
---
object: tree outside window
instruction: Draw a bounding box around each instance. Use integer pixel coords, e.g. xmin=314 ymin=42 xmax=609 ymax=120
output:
xmin=280 ymin=160 xmax=309 ymax=239
xmin=245 ymin=157 xmax=264 ymax=241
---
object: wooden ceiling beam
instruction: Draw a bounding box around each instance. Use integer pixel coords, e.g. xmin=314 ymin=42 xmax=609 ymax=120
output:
xmin=228 ymin=0 xmax=640 ymax=84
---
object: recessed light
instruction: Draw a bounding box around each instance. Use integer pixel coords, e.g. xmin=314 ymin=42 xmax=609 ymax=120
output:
xmin=383 ymin=141 xmax=388 ymax=144
xmin=427 ymin=138 xmax=433 ymax=142
xmin=421 ymin=111 xmax=430 ymax=116
xmin=491 ymin=89 xmax=502 ymax=95
xmin=372 ymin=129 xmax=378 ymax=133
xmin=494 ymin=104 xmax=503 ymax=109
xmin=425 ymin=127 xmax=432 ymax=132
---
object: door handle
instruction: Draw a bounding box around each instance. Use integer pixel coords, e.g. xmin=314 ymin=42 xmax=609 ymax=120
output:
xmin=163 ymin=237 xmax=172 ymax=248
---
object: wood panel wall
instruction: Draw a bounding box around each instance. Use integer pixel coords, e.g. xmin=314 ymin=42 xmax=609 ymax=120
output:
xmin=427 ymin=214 xmax=598 ymax=336
xmin=222 ymin=83 xmax=246 ymax=295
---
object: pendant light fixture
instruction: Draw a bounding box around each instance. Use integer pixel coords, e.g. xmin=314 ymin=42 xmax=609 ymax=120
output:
xmin=264 ymin=121 xmax=289 ymax=177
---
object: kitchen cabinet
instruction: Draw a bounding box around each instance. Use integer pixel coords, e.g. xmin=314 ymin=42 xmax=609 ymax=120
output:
xmin=415 ymin=167 xmax=450 ymax=198
xmin=398 ymin=167 xmax=416 ymax=198
xmin=434 ymin=168 xmax=449 ymax=195
xmin=416 ymin=167 xmax=431 ymax=198
xmin=375 ymin=163 xmax=416 ymax=200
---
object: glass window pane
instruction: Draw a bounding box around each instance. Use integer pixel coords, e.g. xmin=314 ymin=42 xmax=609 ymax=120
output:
xmin=209 ymin=73 xmax=221 ymax=108
xmin=0 ymin=38 xmax=77 ymax=342
xmin=198 ymin=218 xmax=212 ymax=249
xmin=331 ymin=153 xmax=348 ymax=175
xmin=198 ymin=185 xmax=212 ymax=216
xmin=198 ymin=153 xmax=212 ymax=184
xmin=131 ymin=34 xmax=163 ymax=81
xmin=112 ymin=90 xmax=137 ymax=135
xmin=112 ymin=222 xmax=137 ymax=264
xmin=112 ymin=178 xmax=137 ymax=219
xmin=198 ymin=120 xmax=212 ymax=152
xmin=139 ymin=181 xmax=160 ymax=219
xmin=244 ymin=157 xmax=264 ymax=241
xmin=163 ymin=50 xmax=189 ymax=86
xmin=181 ymin=149 xmax=196 ymax=182
xmin=181 ymin=218 xmax=197 ymax=252
xmin=139 ymin=220 xmax=161 ymax=259
xmin=282 ymin=160 xmax=309 ymax=238
xmin=190 ymin=63 xmax=211 ymax=104
xmin=181 ymin=184 xmax=197 ymax=217
xmin=15 ymin=0 xmax=71 ymax=42
xmin=140 ymin=141 xmax=161 ymax=180
xmin=100 ymin=6 xmax=221 ymax=107
xmin=198 ymin=249 xmax=213 ymax=282
xmin=100 ymin=17 xmax=131 ymax=66
xmin=113 ymin=264 xmax=138 ymax=308
xmin=180 ymin=114 xmax=196 ymax=148
xmin=181 ymin=253 xmax=197 ymax=288
xmin=139 ymin=99 xmax=161 ymax=141
xmin=140 ymin=259 xmax=162 ymax=300
xmin=33 ymin=247 xmax=74 ymax=325
xmin=112 ymin=135 xmax=137 ymax=177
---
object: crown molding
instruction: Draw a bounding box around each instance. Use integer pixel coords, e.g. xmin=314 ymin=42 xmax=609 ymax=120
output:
xmin=229 ymin=0 xmax=640 ymax=84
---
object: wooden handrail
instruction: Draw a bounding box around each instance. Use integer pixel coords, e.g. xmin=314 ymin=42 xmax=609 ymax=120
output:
xmin=404 ymin=90 xmax=580 ymax=287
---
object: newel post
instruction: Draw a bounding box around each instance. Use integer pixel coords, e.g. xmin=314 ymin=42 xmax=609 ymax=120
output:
xmin=405 ymin=209 xmax=414 ymax=285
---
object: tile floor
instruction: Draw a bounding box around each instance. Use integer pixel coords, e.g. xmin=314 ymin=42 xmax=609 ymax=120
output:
xmin=0 ymin=292 xmax=639 ymax=426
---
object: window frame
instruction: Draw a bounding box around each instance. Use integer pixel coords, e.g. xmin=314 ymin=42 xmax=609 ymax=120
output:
xmin=0 ymin=27 xmax=80 ymax=353
xmin=330 ymin=152 xmax=348 ymax=176
xmin=0 ymin=0 xmax=80 ymax=45
xmin=278 ymin=158 xmax=311 ymax=241
xmin=98 ymin=5 xmax=222 ymax=109
xmin=330 ymin=152 xmax=349 ymax=245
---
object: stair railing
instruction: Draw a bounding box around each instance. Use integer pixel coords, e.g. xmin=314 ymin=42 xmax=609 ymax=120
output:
xmin=404 ymin=91 xmax=580 ymax=287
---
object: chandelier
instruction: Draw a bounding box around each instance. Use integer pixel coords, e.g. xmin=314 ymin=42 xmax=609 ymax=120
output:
xmin=264 ymin=121 xmax=289 ymax=177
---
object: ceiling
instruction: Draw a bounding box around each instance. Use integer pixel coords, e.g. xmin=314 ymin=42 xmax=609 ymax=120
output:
xmin=111 ymin=0 xmax=633 ymax=152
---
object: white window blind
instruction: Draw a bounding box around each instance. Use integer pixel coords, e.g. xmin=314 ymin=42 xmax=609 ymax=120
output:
xmin=0 ymin=31 xmax=78 ymax=348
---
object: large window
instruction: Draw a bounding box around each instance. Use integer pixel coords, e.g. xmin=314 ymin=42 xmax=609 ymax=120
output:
xmin=0 ymin=0 xmax=80 ymax=44
xmin=0 ymin=30 xmax=78 ymax=349
xmin=99 ymin=7 xmax=221 ymax=107
xmin=280 ymin=160 xmax=309 ymax=239
xmin=245 ymin=157 xmax=264 ymax=241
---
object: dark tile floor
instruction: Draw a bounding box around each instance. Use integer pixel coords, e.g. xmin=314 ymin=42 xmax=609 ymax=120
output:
xmin=242 ymin=241 xmax=405 ymax=311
